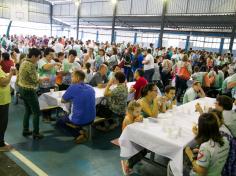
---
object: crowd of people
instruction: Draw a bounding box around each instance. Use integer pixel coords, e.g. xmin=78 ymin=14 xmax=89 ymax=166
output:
xmin=0 ymin=34 xmax=236 ymax=175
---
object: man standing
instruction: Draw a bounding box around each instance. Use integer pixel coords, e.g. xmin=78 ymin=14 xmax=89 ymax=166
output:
xmin=18 ymin=48 xmax=43 ymax=139
xmin=142 ymin=49 xmax=154 ymax=82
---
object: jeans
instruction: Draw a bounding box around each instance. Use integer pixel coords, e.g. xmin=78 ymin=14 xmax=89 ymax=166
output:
xmin=144 ymin=69 xmax=155 ymax=82
xmin=124 ymin=66 xmax=133 ymax=82
xmin=0 ymin=104 xmax=9 ymax=147
xmin=175 ymin=75 xmax=188 ymax=101
xmin=161 ymin=71 xmax=171 ymax=88
xmin=56 ymin=116 xmax=93 ymax=137
xmin=19 ymin=87 xmax=41 ymax=134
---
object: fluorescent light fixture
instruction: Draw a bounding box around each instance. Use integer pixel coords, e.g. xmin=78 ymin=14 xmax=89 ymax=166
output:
xmin=111 ymin=0 xmax=117 ymax=4
xmin=74 ymin=0 xmax=80 ymax=6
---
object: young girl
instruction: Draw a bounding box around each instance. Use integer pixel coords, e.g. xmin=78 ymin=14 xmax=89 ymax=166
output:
xmin=122 ymin=100 xmax=143 ymax=130
xmin=84 ymin=62 xmax=93 ymax=83
xmin=185 ymin=113 xmax=229 ymax=176
xmin=121 ymin=101 xmax=145 ymax=175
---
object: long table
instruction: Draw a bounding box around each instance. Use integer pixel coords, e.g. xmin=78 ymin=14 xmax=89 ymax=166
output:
xmin=119 ymin=97 xmax=216 ymax=176
xmin=38 ymin=82 xmax=135 ymax=111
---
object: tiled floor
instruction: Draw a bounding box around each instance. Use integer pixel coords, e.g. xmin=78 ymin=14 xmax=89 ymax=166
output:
xmin=3 ymin=99 xmax=167 ymax=176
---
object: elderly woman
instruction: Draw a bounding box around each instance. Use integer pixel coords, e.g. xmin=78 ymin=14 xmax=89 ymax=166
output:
xmin=137 ymin=83 xmax=159 ymax=118
xmin=0 ymin=66 xmax=14 ymax=151
xmin=103 ymin=71 xmax=128 ymax=130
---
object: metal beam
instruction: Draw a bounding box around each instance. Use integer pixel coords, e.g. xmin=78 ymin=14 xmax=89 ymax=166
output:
xmin=76 ymin=4 xmax=81 ymax=40
xmin=185 ymin=35 xmax=190 ymax=51
xmin=229 ymin=26 xmax=236 ymax=53
xmin=50 ymin=4 xmax=53 ymax=36
xmin=158 ymin=0 xmax=168 ymax=48
xmin=219 ymin=38 xmax=224 ymax=54
xmin=111 ymin=2 xmax=117 ymax=44
xmin=27 ymin=0 xmax=51 ymax=5
xmin=134 ymin=32 xmax=137 ymax=44
xmin=96 ymin=30 xmax=99 ymax=42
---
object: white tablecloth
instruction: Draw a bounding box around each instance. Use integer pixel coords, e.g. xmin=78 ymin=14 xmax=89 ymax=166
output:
xmin=119 ymin=97 xmax=216 ymax=176
xmin=39 ymin=82 xmax=135 ymax=111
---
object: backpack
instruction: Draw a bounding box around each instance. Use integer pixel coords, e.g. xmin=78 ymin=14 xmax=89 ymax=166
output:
xmin=221 ymin=131 xmax=236 ymax=176
xmin=178 ymin=66 xmax=190 ymax=80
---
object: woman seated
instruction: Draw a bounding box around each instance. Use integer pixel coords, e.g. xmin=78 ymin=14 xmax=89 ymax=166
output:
xmin=137 ymin=83 xmax=159 ymax=118
xmin=185 ymin=113 xmax=229 ymax=176
xmin=103 ymin=71 xmax=128 ymax=129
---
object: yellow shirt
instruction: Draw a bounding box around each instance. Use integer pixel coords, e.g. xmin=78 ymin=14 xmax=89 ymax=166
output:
xmin=0 ymin=68 xmax=11 ymax=105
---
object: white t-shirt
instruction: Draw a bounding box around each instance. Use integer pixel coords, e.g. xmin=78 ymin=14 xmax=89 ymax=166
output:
xmin=143 ymin=54 xmax=154 ymax=71
xmin=223 ymin=110 xmax=236 ymax=138
xmin=53 ymin=43 xmax=64 ymax=53
xmin=183 ymin=87 xmax=198 ymax=104
xmin=191 ymin=139 xmax=229 ymax=176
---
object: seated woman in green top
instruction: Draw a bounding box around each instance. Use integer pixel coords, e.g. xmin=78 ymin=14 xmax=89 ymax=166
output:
xmin=137 ymin=83 xmax=159 ymax=118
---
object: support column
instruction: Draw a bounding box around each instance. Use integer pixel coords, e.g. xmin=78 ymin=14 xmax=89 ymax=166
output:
xmin=50 ymin=4 xmax=53 ymax=37
xmin=81 ymin=30 xmax=84 ymax=40
xmin=158 ymin=0 xmax=168 ymax=48
xmin=185 ymin=35 xmax=190 ymax=51
xmin=134 ymin=32 xmax=137 ymax=44
xmin=229 ymin=26 xmax=236 ymax=53
xmin=96 ymin=30 xmax=99 ymax=43
xmin=219 ymin=38 xmax=224 ymax=55
xmin=6 ymin=20 xmax=12 ymax=38
xmin=111 ymin=1 xmax=118 ymax=44
xmin=76 ymin=4 xmax=81 ymax=40
xmin=114 ymin=31 xmax=117 ymax=43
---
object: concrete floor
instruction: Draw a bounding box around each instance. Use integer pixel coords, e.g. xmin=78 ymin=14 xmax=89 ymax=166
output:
xmin=3 ymin=99 xmax=168 ymax=176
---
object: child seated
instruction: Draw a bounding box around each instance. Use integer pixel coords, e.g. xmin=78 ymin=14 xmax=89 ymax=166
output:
xmin=160 ymin=86 xmax=176 ymax=113
xmin=122 ymin=100 xmax=143 ymax=130
xmin=121 ymin=101 xmax=145 ymax=175
xmin=185 ymin=113 xmax=230 ymax=176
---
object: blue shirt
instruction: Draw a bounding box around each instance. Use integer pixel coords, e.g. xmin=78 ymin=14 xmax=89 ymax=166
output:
xmin=62 ymin=83 xmax=96 ymax=125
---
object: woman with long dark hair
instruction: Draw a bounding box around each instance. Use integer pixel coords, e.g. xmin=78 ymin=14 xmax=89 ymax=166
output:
xmin=185 ymin=113 xmax=229 ymax=176
xmin=137 ymin=83 xmax=159 ymax=118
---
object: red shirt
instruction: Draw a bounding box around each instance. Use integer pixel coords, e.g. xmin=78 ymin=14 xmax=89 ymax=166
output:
xmin=133 ymin=76 xmax=148 ymax=100
xmin=0 ymin=60 xmax=14 ymax=73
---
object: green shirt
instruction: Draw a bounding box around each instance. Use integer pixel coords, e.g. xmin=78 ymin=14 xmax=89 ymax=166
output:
xmin=183 ymin=87 xmax=198 ymax=104
xmin=18 ymin=59 xmax=38 ymax=89
xmin=62 ymin=59 xmax=81 ymax=85
xmin=0 ymin=68 xmax=11 ymax=105
xmin=37 ymin=58 xmax=56 ymax=88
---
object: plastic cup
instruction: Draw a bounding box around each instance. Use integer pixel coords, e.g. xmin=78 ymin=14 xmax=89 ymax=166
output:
xmin=50 ymin=89 xmax=54 ymax=94
xmin=58 ymin=91 xmax=62 ymax=97
xmin=143 ymin=119 xmax=148 ymax=128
